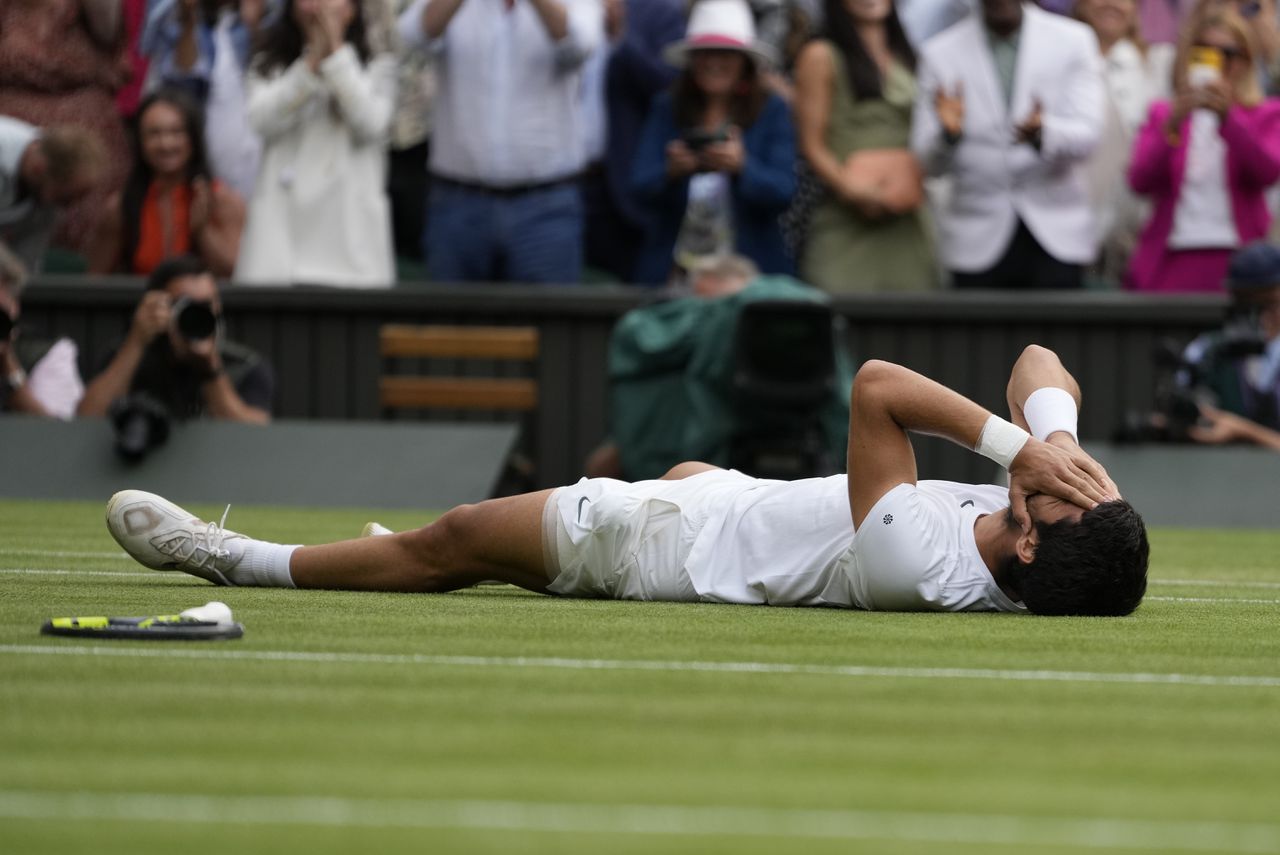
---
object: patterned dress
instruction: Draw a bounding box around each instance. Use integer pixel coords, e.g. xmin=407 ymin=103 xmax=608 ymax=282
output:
xmin=0 ymin=0 xmax=130 ymax=253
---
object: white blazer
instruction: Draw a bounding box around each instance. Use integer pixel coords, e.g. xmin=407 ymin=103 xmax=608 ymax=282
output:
xmin=911 ymin=5 xmax=1105 ymax=272
xmin=236 ymin=45 xmax=397 ymax=288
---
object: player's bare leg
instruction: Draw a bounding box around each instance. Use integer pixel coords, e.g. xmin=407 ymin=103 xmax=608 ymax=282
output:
xmin=290 ymin=490 xmax=555 ymax=593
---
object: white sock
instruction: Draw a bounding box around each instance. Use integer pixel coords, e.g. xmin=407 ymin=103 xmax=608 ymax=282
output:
xmin=226 ymin=540 xmax=299 ymax=588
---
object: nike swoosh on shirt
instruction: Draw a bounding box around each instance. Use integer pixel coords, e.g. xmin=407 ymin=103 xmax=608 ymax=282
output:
xmin=961 ymin=500 xmax=975 ymax=508
xmin=577 ymin=497 xmax=590 ymax=523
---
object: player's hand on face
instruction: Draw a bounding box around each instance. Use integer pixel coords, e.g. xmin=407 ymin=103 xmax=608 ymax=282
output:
xmin=1006 ymin=438 xmax=1112 ymax=533
xmin=129 ymin=291 xmax=172 ymax=347
xmin=1044 ymin=432 xmax=1120 ymax=499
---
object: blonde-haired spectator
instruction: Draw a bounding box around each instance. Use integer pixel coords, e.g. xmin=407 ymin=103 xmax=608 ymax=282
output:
xmin=1127 ymin=9 xmax=1280 ymax=291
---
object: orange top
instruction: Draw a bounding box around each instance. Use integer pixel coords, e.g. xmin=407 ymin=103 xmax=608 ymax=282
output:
xmin=132 ymin=181 xmax=196 ymax=275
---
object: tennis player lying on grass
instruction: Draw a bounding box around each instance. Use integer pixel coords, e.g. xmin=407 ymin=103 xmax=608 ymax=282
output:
xmin=106 ymin=345 xmax=1149 ymax=616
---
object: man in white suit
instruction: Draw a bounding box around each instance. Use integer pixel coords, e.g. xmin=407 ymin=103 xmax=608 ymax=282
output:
xmin=911 ymin=0 xmax=1105 ymax=289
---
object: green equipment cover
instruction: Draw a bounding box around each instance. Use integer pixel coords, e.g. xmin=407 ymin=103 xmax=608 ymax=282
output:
xmin=609 ymin=277 xmax=855 ymax=480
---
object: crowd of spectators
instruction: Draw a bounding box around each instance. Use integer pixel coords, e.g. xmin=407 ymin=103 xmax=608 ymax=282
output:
xmin=2 ymin=0 xmax=1279 ymax=293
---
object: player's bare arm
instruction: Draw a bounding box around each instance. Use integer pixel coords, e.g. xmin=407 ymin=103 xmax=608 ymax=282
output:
xmin=848 ymin=355 xmax=1113 ymax=530
xmin=1004 ymin=345 xmax=1120 ymax=528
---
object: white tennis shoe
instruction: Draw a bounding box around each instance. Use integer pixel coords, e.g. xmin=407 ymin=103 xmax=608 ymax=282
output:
xmin=106 ymin=490 xmax=247 ymax=586
xmin=361 ymin=522 xmax=393 ymax=537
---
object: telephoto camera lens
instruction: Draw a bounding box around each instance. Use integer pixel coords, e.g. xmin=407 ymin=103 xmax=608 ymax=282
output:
xmin=174 ymin=300 xmax=218 ymax=341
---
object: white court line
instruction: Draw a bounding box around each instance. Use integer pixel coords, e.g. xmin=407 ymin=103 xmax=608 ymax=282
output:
xmin=7 ymin=571 xmax=1278 ymax=602
xmin=1147 ymin=596 xmax=1280 ymax=605
xmin=0 ymin=568 xmax=175 ymax=579
xmin=0 ymin=549 xmax=128 ymax=560
xmin=2 ymin=644 xmax=1278 ymax=689
xmin=1151 ymin=579 xmax=1280 ymax=590
xmin=0 ymin=791 xmax=1276 ymax=853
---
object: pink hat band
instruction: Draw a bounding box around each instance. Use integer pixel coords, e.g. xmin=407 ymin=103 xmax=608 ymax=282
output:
xmin=687 ymin=34 xmax=752 ymax=51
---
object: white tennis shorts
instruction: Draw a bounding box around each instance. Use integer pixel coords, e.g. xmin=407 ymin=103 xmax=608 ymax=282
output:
xmin=541 ymin=470 xmax=759 ymax=601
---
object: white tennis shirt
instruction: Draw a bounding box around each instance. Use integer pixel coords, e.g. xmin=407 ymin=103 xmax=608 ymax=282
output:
xmin=686 ymin=476 xmax=1026 ymax=613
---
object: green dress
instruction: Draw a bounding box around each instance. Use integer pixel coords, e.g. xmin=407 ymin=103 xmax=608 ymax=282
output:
xmin=802 ymin=46 xmax=939 ymax=293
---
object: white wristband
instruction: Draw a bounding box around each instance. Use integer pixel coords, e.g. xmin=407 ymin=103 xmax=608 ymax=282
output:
xmin=975 ymin=414 xmax=1030 ymax=470
xmin=1023 ymin=387 xmax=1079 ymax=443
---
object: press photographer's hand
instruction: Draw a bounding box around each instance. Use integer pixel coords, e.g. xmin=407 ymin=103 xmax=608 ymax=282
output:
xmin=129 ymin=291 xmax=171 ymax=347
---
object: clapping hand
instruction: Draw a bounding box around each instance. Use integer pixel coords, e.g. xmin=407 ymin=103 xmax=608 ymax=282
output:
xmin=189 ymin=177 xmax=212 ymax=234
xmin=1015 ymin=98 xmax=1043 ymax=149
xmin=934 ymin=81 xmax=965 ymax=138
xmin=240 ymin=0 xmax=267 ymax=30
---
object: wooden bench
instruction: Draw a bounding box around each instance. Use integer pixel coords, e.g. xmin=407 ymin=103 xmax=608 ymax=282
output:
xmin=378 ymin=324 xmax=540 ymax=414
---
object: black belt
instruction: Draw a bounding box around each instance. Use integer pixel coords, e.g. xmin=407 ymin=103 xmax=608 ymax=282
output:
xmin=431 ymin=172 xmax=583 ymax=197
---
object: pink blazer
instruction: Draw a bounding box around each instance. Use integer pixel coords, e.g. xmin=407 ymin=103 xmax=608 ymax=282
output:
xmin=1126 ymin=99 xmax=1280 ymax=291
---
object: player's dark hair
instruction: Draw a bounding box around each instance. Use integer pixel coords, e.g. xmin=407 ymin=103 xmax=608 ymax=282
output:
xmin=1006 ymin=500 xmax=1149 ymax=616
xmin=146 ymin=255 xmax=212 ymax=292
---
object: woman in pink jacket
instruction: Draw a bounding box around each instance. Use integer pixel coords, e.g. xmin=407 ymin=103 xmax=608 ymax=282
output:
xmin=1126 ymin=9 xmax=1280 ymax=293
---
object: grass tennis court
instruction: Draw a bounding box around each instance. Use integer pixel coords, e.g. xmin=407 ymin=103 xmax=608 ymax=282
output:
xmin=1 ymin=497 xmax=1278 ymax=854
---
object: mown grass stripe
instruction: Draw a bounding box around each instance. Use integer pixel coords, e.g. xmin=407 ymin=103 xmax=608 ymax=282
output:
xmin=0 ymin=791 xmax=1276 ymax=853
xmin=2 ymin=645 xmax=1278 ymax=689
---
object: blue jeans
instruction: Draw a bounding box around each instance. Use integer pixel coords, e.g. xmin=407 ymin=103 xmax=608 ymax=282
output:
xmin=424 ymin=181 xmax=583 ymax=284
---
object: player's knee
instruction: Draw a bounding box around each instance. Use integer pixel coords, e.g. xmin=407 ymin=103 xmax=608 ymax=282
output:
xmin=402 ymin=504 xmax=482 ymax=591
xmin=661 ymin=461 xmax=718 ymax=480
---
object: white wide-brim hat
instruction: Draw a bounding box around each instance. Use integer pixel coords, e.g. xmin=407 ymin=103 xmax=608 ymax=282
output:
xmin=662 ymin=0 xmax=779 ymax=69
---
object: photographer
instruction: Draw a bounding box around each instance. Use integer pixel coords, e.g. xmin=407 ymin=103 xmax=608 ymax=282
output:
xmin=630 ymin=0 xmax=796 ymax=286
xmin=77 ymin=255 xmax=273 ymax=426
xmin=0 ymin=244 xmax=83 ymax=419
xmin=1180 ymin=240 xmax=1280 ymax=448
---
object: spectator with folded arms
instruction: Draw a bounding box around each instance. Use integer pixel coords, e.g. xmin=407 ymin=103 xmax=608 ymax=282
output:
xmin=793 ymin=0 xmax=937 ymax=293
xmin=88 ymin=89 xmax=245 ymax=277
xmin=631 ymin=0 xmax=796 ymax=286
xmin=1126 ymin=9 xmax=1280 ymax=292
xmin=234 ymin=0 xmax=396 ymax=287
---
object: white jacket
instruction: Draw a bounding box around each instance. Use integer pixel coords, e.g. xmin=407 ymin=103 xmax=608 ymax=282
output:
xmin=911 ymin=5 xmax=1105 ymax=272
xmin=235 ymin=45 xmax=397 ymax=288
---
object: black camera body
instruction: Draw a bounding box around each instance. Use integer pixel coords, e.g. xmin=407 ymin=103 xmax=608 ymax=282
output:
xmin=1116 ymin=322 xmax=1268 ymax=443
xmin=110 ymin=393 xmax=172 ymax=463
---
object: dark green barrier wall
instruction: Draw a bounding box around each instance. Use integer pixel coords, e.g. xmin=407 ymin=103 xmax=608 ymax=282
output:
xmin=20 ymin=277 xmax=1226 ymax=488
